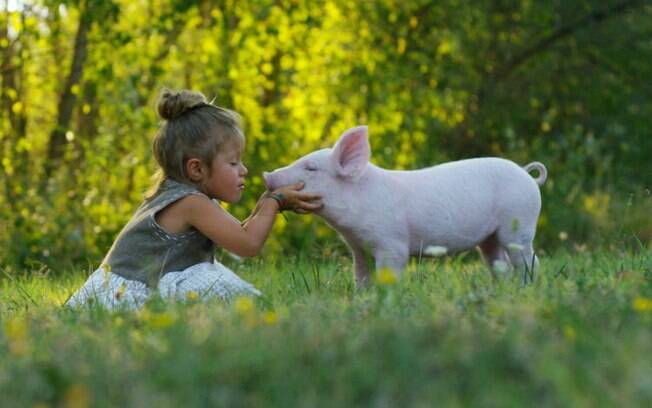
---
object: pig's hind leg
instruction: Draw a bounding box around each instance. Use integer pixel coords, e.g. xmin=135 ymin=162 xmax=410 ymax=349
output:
xmin=496 ymin=222 xmax=539 ymax=283
xmin=479 ymin=233 xmax=511 ymax=279
xmin=506 ymin=241 xmax=538 ymax=284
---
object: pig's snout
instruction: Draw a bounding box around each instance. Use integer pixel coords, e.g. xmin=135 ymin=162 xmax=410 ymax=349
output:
xmin=263 ymin=168 xmax=303 ymax=191
xmin=262 ymin=171 xmax=275 ymax=190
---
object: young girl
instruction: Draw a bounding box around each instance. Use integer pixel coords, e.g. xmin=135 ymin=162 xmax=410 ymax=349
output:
xmin=66 ymin=88 xmax=322 ymax=309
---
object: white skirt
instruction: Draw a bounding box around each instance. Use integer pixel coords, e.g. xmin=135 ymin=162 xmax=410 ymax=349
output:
xmin=66 ymin=261 xmax=262 ymax=310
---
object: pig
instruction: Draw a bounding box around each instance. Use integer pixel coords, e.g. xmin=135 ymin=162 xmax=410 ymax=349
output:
xmin=263 ymin=126 xmax=547 ymax=286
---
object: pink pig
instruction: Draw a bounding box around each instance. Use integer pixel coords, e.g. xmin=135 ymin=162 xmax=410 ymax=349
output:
xmin=263 ymin=126 xmax=547 ymax=286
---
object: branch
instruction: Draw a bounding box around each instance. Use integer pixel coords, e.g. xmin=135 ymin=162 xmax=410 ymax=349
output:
xmin=582 ymin=47 xmax=652 ymax=100
xmin=493 ymin=0 xmax=646 ymax=83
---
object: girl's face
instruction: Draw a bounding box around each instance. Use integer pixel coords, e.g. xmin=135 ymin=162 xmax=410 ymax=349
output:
xmin=203 ymin=141 xmax=248 ymax=203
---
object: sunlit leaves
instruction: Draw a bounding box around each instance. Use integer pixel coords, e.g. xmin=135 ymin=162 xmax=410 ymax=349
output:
xmin=0 ymin=0 xmax=650 ymax=270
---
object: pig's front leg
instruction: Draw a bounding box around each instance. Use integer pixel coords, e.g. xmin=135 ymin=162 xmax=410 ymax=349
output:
xmin=349 ymin=243 xmax=373 ymax=288
xmin=374 ymin=242 xmax=409 ymax=277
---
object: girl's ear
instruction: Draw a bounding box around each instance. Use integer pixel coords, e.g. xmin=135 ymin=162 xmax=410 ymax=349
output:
xmin=332 ymin=126 xmax=370 ymax=178
xmin=185 ymin=158 xmax=204 ymax=182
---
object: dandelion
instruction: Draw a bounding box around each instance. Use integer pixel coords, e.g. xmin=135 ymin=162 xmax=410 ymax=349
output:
xmin=376 ymin=268 xmax=397 ymax=286
xmin=563 ymin=325 xmax=576 ymax=341
xmin=234 ymin=296 xmax=255 ymax=315
xmin=424 ymin=245 xmax=448 ymax=257
xmin=4 ymin=317 xmax=29 ymax=356
xmin=64 ymin=383 xmax=90 ymax=408
xmin=148 ymin=312 xmax=176 ymax=329
xmin=233 ymin=296 xmax=258 ymax=328
xmin=262 ymin=311 xmax=280 ymax=326
xmin=186 ymin=290 xmax=199 ymax=302
xmin=632 ymin=297 xmax=652 ymax=313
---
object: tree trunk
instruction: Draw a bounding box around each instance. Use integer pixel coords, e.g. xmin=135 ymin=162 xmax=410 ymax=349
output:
xmin=1 ymin=2 xmax=28 ymax=208
xmin=1 ymin=2 xmax=26 ymax=141
xmin=76 ymin=80 xmax=99 ymax=142
xmin=44 ymin=1 xmax=92 ymax=177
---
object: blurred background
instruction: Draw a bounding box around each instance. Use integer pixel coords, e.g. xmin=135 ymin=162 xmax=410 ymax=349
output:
xmin=1 ymin=0 xmax=651 ymax=274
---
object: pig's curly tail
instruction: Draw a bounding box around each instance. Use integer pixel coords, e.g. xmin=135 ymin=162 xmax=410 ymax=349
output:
xmin=523 ymin=162 xmax=547 ymax=186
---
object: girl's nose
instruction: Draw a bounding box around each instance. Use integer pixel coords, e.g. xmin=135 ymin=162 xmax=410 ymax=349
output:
xmin=240 ymin=163 xmax=248 ymax=176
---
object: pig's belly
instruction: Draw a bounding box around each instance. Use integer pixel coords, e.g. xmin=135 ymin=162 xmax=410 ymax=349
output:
xmin=405 ymin=188 xmax=498 ymax=255
xmin=408 ymin=226 xmax=493 ymax=255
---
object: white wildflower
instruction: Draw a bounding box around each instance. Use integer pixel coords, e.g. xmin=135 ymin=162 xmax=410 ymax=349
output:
xmin=507 ymin=243 xmax=525 ymax=252
xmin=424 ymin=245 xmax=448 ymax=257
xmin=493 ymin=260 xmax=510 ymax=275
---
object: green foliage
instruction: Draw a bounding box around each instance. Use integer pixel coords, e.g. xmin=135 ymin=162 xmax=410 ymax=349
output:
xmin=1 ymin=250 xmax=652 ymax=406
xmin=1 ymin=1 xmax=651 ymax=271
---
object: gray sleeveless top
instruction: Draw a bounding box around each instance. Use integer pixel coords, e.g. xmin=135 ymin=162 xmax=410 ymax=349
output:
xmin=102 ymin=179 xmax=215 ymax=287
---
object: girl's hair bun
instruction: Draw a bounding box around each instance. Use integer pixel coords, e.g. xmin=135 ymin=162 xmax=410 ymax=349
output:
xmin=157 ymin=88 xmax=207 ymax=120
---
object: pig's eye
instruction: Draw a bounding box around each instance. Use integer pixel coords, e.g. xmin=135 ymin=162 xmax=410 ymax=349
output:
xmin=304 ymin=163 xmax=318 ymax=172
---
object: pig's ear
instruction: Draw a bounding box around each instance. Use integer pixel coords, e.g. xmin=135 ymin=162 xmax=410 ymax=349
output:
xmin=332 ymin=126 xmax=370 ymax=178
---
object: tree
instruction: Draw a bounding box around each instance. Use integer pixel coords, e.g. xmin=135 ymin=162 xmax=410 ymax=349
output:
xmin=44 ymin=0 xmax=118 ymax=178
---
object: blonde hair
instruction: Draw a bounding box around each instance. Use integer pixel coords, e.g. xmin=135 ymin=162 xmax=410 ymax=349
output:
xmin=149 ymin=88 xmax=244 ymax=195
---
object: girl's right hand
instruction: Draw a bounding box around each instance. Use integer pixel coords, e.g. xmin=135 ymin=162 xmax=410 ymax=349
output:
xmin=270 ymin=182 xmax=323 ymax=214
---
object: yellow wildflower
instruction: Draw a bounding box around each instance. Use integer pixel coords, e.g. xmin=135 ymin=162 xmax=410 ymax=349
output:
xmin=563 ymin=325 xmax=576 ymax=341
xmin=262 ymin=311 xmax=279 ymax=326
xmin=186 ymin=291 xmax=199 ymax=302
xmin=234 ymin=296 xmax=255 ymax=315
xmin=64 ymin=383 xmax=90 ymax=408
xmin=148 ymin=312 xmax=176 ymax=329
xmin=376 ymin=268 xmax=397 ymax=286
xmin=632 ymin=297 xmax=652 ymax=313
xmin=4 ymin=317 xmax=29 ymax=356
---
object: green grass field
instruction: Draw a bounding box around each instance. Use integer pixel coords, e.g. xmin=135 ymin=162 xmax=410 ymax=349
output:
xmin=1 ymin=248 xmax=651 ymax=407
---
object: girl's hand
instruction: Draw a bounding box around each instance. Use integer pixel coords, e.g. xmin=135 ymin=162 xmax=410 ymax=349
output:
xmin=269 ymin=182 xmax=323 ymax=214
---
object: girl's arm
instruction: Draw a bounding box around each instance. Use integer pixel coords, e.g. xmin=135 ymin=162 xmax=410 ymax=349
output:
xmin=182 ymin=183 xmax=321 ymax=257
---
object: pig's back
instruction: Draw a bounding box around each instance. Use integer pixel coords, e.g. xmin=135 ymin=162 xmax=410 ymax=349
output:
xmin=385 ymin=158 xmax=540 ymax=252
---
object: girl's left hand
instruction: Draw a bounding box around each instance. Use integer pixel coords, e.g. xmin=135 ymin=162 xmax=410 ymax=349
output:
xmin=270 ymin=182 xmax=323 ymax=213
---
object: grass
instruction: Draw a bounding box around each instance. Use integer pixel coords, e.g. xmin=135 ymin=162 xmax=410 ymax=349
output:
xmin=1 ymin=248 xmax=651 ymax=407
